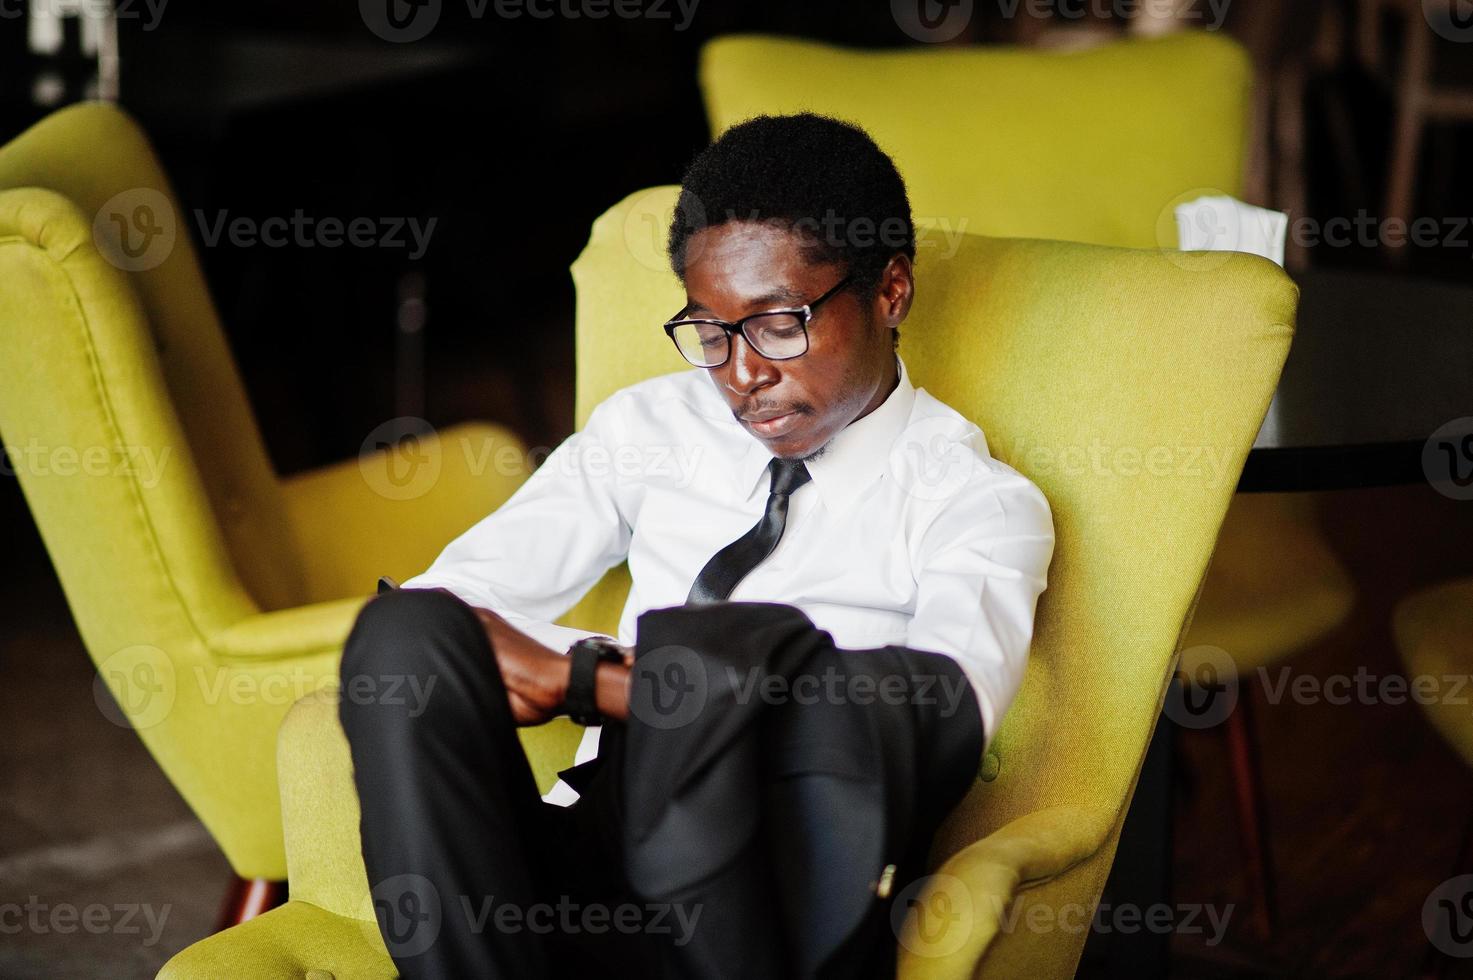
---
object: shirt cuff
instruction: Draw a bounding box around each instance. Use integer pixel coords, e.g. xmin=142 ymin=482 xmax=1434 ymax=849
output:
xmin=397 ymin=576 xmax=611 ymax=654
xmin=511 ymin=620 xmax=613 ymax=655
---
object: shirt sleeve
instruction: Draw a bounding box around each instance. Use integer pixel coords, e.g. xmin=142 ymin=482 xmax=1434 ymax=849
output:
xmin=399 ymin=395 xmax=634 ymax=652
xmin=905 ymin=457 xmax=1055 ymax=751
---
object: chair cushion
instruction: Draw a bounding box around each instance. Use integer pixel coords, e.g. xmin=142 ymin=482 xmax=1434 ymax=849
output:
xmin=1394 ymin=577 xmax=1473 ymax=768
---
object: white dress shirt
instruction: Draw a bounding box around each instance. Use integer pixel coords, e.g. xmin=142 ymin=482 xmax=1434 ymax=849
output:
xmin=402 ymin=354 xmax=1055 ymax=805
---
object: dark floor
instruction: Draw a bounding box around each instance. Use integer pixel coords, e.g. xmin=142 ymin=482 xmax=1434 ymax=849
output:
xmin=2 ymin=473 xmax=1471 ymax=977
xmin=0 ymin=484 xmax=230 ymax=977
xmin=1170 ymin=482 xmax=1473 ymax=978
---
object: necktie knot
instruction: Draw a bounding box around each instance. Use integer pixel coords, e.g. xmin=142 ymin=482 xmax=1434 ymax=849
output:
xmin=768 ymin=457 xmax=811 ymax=497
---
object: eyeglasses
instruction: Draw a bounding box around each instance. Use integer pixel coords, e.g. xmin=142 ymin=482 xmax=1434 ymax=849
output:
xmin=663 ymin=275 xmax=854 ymax=368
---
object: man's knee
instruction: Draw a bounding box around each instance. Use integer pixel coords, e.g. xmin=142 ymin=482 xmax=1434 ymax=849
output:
xmin=338 ymin=588 xmax=496 ymax=734
xmin=341 ymin=588 xmax=473 ymax=679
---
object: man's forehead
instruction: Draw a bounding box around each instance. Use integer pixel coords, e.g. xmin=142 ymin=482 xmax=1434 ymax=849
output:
xmin=682 ymin=223 xmax=832 ymax=311
xmin=684 ymin=281 xmax=808 ymax=313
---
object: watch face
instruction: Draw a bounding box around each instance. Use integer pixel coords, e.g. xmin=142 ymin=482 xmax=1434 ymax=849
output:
xmin=584 ymin=637 xmax=624 ymax=660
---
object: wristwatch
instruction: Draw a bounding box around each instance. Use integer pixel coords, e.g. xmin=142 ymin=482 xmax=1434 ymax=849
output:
xmin=565 ymin=636 xmax=625 ymax=726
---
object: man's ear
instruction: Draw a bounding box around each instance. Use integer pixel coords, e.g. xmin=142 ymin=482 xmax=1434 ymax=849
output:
xmin=876 ymin=253 xmax=915 ymax=328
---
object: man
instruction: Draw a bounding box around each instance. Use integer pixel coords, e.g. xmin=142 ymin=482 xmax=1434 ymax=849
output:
xmin=340 ymin=112 xmax=1055 ymax=979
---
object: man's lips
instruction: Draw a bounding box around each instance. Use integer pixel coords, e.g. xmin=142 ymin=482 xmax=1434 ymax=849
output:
xmin=739 ymin=409 xmax=794 ymax=423
xmin=740 ymin=409 xmax=801 ymax=437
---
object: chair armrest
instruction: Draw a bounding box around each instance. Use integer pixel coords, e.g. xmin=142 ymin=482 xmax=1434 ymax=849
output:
xmin=275 ymin=689 xmax=380 ymax=920
xmin=897 ymin=805 xmax=1115 ymax=980
xmin=158 ymin=694 xmax=585 ymax=978
xmin=156 ymin=900 xmax=396 ymax=979
xmin=279 ymin=420 xmax=531 ymax=604
xmin=206 ymin=596 xmax=369 ymax=662
xmin=273 ymin=689 xmax=588 ymax=920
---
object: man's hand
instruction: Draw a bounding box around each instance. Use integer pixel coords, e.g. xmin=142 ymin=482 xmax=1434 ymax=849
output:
xmin=467 ymin=606 xmax=572 ymax=726
xmin=467 ymin=604 xmax=632 ymax=726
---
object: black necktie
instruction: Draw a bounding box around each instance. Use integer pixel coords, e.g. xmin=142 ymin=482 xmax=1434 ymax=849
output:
xmin=686 ymin=457 xmax=812 ymax=605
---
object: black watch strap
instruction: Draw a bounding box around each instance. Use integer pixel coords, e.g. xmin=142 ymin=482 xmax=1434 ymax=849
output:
xmin=565 ymin=638 xmax=621 ymax=726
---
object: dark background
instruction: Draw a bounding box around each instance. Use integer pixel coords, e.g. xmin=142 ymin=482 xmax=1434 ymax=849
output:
xmin=3 ymin=1 xmax=1467 ymax=473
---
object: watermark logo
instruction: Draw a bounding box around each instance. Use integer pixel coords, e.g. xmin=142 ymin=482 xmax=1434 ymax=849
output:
xmin=888 ymin=417 xmax=977 ymax=502
xmin=92 ymin=193 xmax=438 ymax=269
xmin=93 ymin=188 xmax=176 ymax=272
xmin=892 ymin=872 xmax=973 ymax=958
xmin=1163 ymin=644 xmax=1238 ymax=729
xmin=361 ymin=0 xmax=442 ymax=41
xmin=360 ymin=417 xmax=443 ymax=502
xmin=93 ymin=644 xmax=176 ymax=730
xmin=1425 ymin=874 xmax=1473 ymax=956
xmin=1425 ymin=0 xmax=1473 ymax=42
xmin=1156 ymin=188 xmax=1261 ymax=272
xmin=369 ymin=874 xmax=443 ymax=958
xmin=628 ymin=643 xmax=708 ymax=730
xmin=893 ymin=0 xmax=974 ymax=43
xmin=628 ymin=187 xmax=703 ymax=273
xmin=1424 ymin=417 xmax=1473 ymax=501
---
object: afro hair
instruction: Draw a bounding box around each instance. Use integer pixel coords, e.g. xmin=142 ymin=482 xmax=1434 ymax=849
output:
xmin=667 ymin=113 xmax=915 ymax=299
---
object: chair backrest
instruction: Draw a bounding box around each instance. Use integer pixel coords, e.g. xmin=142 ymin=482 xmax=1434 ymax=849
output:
xmin=699 ymin=31 xmax=1254 ymax=249
xmin=565 ymin=184 xmax=1295 ymax=856
xmin=0 ymin=101 xmax=304 ymax=664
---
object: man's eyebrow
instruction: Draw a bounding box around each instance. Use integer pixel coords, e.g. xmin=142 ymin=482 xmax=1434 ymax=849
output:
xmin=684 ymin=286 xmax=807 ymax=314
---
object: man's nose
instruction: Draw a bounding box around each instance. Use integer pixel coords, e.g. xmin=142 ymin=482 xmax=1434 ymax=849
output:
xmin=723 ymin=331 xmax=779 ymax=396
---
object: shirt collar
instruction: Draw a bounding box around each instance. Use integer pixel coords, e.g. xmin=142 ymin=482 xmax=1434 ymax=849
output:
xmin=738 ymin=353 xmax=917 ymax=512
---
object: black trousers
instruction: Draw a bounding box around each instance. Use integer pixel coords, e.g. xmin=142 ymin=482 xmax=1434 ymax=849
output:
xmin=339 ymin=587 xmax=983 ymax=979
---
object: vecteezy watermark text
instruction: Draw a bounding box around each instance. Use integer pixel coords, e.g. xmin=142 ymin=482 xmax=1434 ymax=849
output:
xmin=1 ymin=439 xmax=171 ymax=489
xmin=193 ymin=210 xmax=437 ymax=260
xmin=0 ymin=0 xmax=169 ymax=31
xmin=365 ymin=873 xmax=702 ymax=959
xmin=360 ymin=0 xmax=700 ymax=43
xmin=0 ymin=898 xmax=171 ymax=947
xmin=892 ymin=0 xmax=1232 ymax=44
xmin=728 ymin=664 xmax=974 ymax=717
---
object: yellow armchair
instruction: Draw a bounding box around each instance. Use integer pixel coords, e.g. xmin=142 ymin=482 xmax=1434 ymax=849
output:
xmin=699 ymin=30 xmax=1354 ymax=935
xmin=0 ymin=102 xmax=533 ymax=884
xmin=162 ymin=185 xmax=1296 ymax=978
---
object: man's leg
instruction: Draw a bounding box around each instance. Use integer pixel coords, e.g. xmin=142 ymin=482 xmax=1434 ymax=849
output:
xmin=758 ymin=644 xmax=984 ymax=979
xmin=617 ymin=603 xmax=985 ymax=978
xmin=339 ymin=588 xmax=637 ymax=978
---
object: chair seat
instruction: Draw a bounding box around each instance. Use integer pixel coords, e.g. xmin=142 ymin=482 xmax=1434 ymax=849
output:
xmin=1182 ymin=493 xmax=1355 ymax=676
xmin=1394 ymin=577 xmax=1473 ymax=767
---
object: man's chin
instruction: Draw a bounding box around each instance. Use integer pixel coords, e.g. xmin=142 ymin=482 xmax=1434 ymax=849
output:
xmin=754 ymin=427 xmax=828 ymax=462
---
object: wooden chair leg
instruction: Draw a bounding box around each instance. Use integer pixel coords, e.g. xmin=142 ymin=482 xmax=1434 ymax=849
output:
xmin=1225 ymin=687 xmax=1278 ymax=941
xmin=1274 ymin=59 xmax=1311 ymax=272
xmin=214 ymin=875 xmax=288 ymax=932
xmin=1383 ymin=16 xmax=1431 ymax=262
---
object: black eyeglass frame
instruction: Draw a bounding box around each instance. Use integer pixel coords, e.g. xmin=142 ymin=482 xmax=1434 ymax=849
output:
xmin=662 ymin=274 xmax=855 ymax=368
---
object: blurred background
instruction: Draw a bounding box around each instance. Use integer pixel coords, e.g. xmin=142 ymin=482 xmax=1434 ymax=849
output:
xmin=2 ymin=1 xmax=1472 ymax=977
